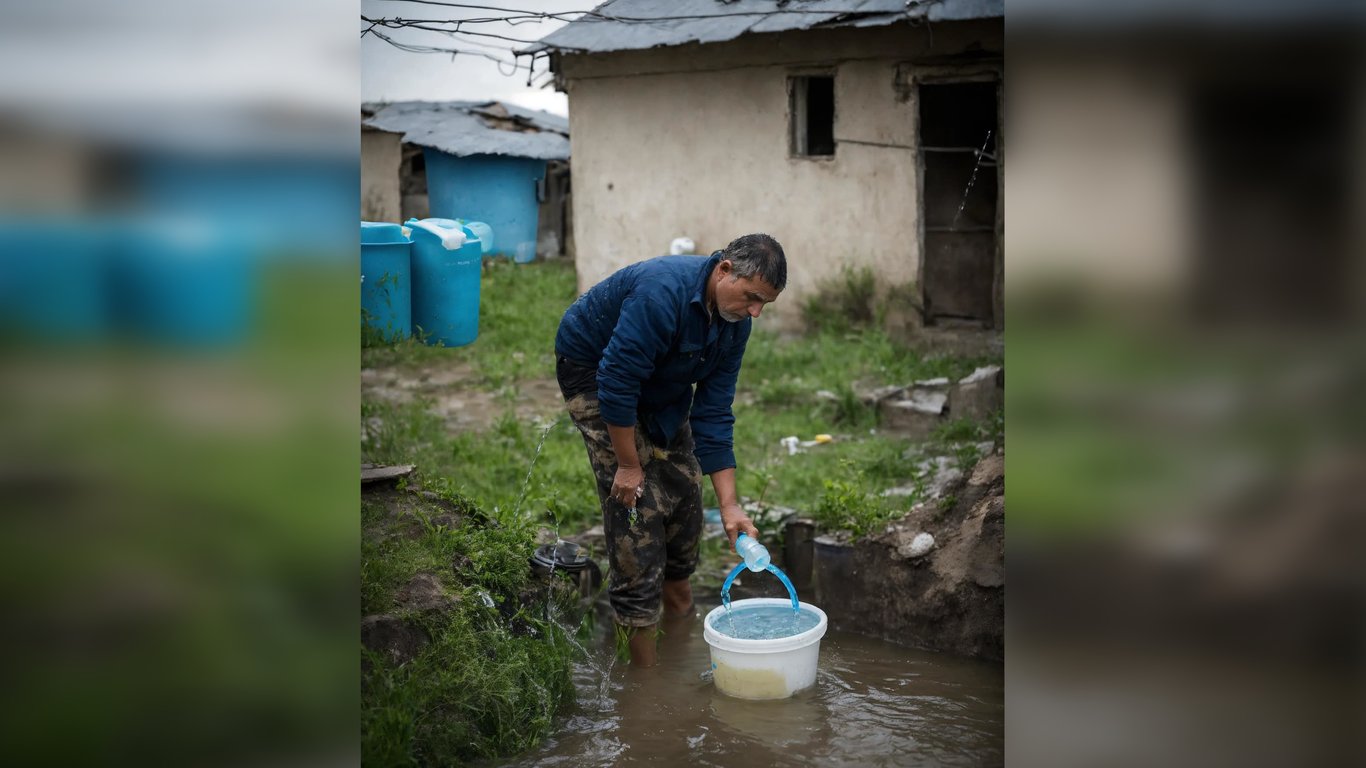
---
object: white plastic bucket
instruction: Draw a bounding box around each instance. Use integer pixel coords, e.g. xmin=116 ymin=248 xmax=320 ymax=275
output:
xmin=703 ymin=598 xmax=828 ymax=700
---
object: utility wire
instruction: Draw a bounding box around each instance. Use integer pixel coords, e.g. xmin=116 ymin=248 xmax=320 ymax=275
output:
xmin=364 ymin=1 xmax=929 ymax=80
xmin=364 ymin=26 xmax=538 ymax=72
xmin=362 ymin=16 xmax=587 ymax=49
xmin=375 ymin=0 xmax=902 ymax=23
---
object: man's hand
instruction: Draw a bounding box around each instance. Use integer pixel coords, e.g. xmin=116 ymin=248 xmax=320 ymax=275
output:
xmin=719 ymin=502 xmax=758 ymax=547
xmin=612 ymin=463 xmax=645 ymax=506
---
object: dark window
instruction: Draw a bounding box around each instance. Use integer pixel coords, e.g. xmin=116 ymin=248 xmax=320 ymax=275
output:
xmin=791 ymin=75 xmax=835 ymax=157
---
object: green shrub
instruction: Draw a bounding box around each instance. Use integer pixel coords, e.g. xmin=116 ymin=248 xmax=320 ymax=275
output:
xmin=810 ymin=460 xmax=899 ymax=539
xmin=801 ymin=265 xmax=877 ymax=333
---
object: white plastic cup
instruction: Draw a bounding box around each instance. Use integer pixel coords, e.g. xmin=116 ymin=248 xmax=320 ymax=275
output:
xmin=703 ymin=598 xmax=828 ymax=700
xmin=735 ymin=532 xmax=771 ymax=572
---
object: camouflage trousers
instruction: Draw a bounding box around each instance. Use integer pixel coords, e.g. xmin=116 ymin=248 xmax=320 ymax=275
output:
xmin=556 ymin=354 xmax=704 ymax=628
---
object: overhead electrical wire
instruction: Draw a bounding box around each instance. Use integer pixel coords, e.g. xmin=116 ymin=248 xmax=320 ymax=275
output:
xmin=363 ymin=1 xmax=930 ymax=83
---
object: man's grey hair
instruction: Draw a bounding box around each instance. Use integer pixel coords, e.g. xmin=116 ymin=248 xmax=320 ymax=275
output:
xmin=722 ymin=233 xmax=787 ymax=292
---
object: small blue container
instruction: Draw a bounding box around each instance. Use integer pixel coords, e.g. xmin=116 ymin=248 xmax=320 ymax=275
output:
xmin=405 ymin=218 xmax=482 ymax=347
xmin=360 ymin=221 xmax=412 ymax=343
xmin=457 ymin=220 xmax=494 ymax=255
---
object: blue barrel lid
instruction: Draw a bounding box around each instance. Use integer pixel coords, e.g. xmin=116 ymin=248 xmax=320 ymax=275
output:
xmin=361 ymin=221 xmax=409 ymax=244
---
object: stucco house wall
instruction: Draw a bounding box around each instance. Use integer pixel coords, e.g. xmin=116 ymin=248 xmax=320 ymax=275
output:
xmin=558 ymin=20 xmax=1002 ymax=327
xmin=361 ymin=127 xmax=402 ymax=223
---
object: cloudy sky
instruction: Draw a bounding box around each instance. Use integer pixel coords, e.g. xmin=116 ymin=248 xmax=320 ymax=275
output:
xmin=361 ymin=0 xmax=591 ymax=116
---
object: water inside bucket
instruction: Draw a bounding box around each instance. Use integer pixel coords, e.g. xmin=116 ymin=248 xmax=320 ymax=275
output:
xmin=707 ymin=604 xmax=822 ymax=640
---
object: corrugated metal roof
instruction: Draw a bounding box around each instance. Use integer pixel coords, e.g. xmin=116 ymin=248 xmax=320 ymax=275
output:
xmin=523 ymin=0 xmax=1002 ymax=55
xmin=361 ymin=101 xmax=570 ymax=161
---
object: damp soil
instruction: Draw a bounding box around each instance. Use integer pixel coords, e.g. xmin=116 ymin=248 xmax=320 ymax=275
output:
xmin=361 ymin=360 xmax=563 ymax=432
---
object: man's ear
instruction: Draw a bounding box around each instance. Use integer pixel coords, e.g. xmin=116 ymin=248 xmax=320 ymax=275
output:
xmin=717 ymin=259 xmax=733 ymax=276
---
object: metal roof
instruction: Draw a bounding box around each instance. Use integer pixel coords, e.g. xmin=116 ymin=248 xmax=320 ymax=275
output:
xmin=361 ymin=101 xmax=570 ymax=161
xmin=523 ymin=0 xmax=1003 ymax=55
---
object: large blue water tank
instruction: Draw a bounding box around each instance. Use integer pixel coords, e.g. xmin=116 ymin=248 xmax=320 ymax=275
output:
xmin=360 ymin=221 xmax=412 ymax=343
xmin=405 ymin=218 xmax=481 ymax=347
xmin=423 ymin=150 xmax=546 ymax=263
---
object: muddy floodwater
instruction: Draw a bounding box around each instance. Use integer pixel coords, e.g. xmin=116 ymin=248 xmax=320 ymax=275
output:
xmin=490 ymin=599 xmax=1003 ymax=767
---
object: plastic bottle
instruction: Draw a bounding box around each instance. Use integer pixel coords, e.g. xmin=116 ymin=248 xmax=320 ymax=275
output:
xmin=735 ymin=532 xmax=771 ymax=573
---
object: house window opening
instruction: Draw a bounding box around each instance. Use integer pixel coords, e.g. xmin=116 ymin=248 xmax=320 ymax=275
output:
xmin=791 ymin=75 xmax=835 ymax=157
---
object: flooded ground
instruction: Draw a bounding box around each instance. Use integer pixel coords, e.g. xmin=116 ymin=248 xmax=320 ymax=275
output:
xmin=490 ymin=598 xmax=1003 ymax=767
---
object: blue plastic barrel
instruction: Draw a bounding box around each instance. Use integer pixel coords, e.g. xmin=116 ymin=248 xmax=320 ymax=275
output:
xmin=405 ymin=218 xmax=481 ymax=347
xmin=423 ymin=150 xmax=545 ymax=263
xmin=360 ymin=221 xmax=412 ymax=343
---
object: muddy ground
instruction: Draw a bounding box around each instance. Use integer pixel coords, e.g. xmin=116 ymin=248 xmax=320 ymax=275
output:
xmin=361 ymin=361 xmax=563 ymax=433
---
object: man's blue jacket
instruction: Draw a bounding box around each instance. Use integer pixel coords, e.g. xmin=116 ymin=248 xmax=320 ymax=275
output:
xmin=555 ymin=251 xmax=750 ymax=475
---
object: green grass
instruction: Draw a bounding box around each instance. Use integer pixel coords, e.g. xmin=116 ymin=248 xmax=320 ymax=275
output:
xmin=361 ymin=260 xmax=1001 ymax=541
xmin=360 ymin=260 xmax=1004 ymax=761
xmin=363 ymin=399 xmax=603 ymax=539
xmin=362 ymin=259 xmax=578 ymax=387
xmin=361 ymin=487 xmax=583 ymax=765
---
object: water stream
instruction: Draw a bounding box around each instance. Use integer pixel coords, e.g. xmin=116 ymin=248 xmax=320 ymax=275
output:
xmin=512 ymin=416 xmax=562 ymax=520
xmin=721 ymin=563 xmax=800 ymax=612
xmin=484 ymin=597 xmax=1003 ymax=767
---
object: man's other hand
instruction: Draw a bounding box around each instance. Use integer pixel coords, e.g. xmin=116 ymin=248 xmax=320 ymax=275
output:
xmin=612 ymin=464 xmax=645 ymax=506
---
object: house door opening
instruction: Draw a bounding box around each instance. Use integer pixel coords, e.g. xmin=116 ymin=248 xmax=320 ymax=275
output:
xmin=919 ymin=81 xmax=999 ymax=326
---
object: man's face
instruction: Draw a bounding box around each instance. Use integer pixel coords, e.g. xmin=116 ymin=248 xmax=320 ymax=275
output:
xmin=714 ymin=263 xmax=781 ymax=322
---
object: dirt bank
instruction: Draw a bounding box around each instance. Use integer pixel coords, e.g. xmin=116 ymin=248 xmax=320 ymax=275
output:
xmin=814 ymin=451 xmax=1004 ymax=660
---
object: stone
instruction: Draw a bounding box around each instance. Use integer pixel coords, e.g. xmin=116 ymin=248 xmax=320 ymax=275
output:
xmin=361 ymin=464 xmax=415 ymax=485
xmin=898 ymin=532 xmax=935 ymax=558
xmin=881 ymin=390 xmax=948 ymax=438
xmin=852 ymin=379 xmax=905 ymax=407
xmin=950 ymin=365 xmax=1003 ymax=422
xmin=882 ymin=455 xmax=963 ymax=500
xmin=905 ymin=389 xmax=948 ymax=414
xmin=962 ymin=365 xmax=1001 ymax=385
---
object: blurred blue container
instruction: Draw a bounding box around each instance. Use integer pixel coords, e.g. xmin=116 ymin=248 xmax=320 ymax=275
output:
xmin=360 ymin=221 xmax=412 ymax=343
xmin=405 ymin=218 xmax=482 ymax=347
xmin=423 ymin=150 xmax=545 ymax=263
xmin=112 ymin=220 xmax=253 ymax=346
xmin=457 ymin=219 xmax=495 ymax=255
xmin=0 ymin=219 xmax=111 ymax=342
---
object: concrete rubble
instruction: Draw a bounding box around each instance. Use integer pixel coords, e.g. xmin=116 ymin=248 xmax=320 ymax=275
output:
xmin=863 ymin=364 xmax=1003 ymax=438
